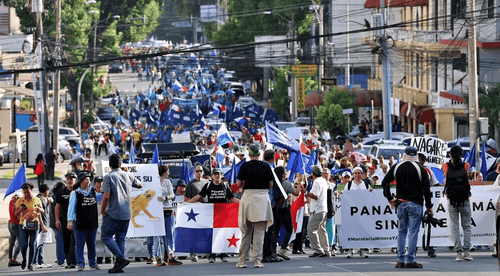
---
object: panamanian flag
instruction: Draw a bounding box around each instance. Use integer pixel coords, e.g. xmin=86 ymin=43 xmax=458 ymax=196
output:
xmin=175 ymin=203 xmax=241 ymax=253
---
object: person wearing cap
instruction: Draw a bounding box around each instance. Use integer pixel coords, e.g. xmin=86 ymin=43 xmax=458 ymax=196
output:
xmin=55 ymin=172 xmax=78 ymax=269
xmin=14 ymin=183 xmax=46 ymax=271
xmin=341 ymin=171 xmax=352 ymax=185
xmin=382 ymin=146 xmax=433 ymax=268
xmin=235 ymin=144 xmax=274 ymax=268
xmin=67 ymin=172 xmax=102 ymax=271
xmin=186 ymin=168 xmax=239 ymax=263
xmin=175 ymin=180 xmax=186 ymax=196
xmin=301 ymin=165 xmax=331 ymax=258
xmin=8 ymin=192 xmax=22 ymax=267
xmin=101 ymin=154 xmax=143 ymax=273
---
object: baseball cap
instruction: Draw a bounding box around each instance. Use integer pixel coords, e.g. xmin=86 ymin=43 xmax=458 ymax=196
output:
xmin=65 ymin=172 xmax=78 ymax=179
xmin=311 ymin=165 xmax=322 ymax=177
xmin=212 ymin=168 xmax=223 ymax=174
xmin=342 ymin=171 xmax=352 ymax=178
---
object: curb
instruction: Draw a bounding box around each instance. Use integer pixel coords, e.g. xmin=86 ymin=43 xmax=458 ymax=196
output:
xmin=0 ymin=237 xmax=8 ymax=260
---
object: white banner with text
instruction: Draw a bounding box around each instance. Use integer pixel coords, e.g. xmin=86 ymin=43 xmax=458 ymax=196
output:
xmin=339 ymin=186 xmax=499 ymax=248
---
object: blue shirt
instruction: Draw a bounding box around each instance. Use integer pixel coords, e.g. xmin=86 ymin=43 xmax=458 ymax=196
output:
xmin=103 ymin=168 xmax=142 ymax=220
xmin=264 ymin=161 xmax=276 ymax=207
xmin=67 ymin=187 xmax=103 ymax=221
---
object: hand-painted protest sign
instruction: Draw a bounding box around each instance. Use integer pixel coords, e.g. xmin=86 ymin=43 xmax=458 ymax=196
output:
xmin=409 ymin=136 xmax=448 ymax=167
xmin=339 ymin=186 xmax=500 ymax=248
xmin=101 ymin=162 xmax=165 ymax=238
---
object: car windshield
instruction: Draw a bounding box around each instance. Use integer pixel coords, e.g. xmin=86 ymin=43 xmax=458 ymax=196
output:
xmin=378 ymin=148 xmax=406 ymax=159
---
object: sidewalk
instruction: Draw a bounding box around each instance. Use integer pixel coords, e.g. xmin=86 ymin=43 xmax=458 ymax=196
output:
xmin=0 ymin=160 xmax=73 ymax=261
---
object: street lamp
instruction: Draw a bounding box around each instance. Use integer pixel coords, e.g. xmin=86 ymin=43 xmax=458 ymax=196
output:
xmin=262 ymin=10 xmax=297 ymax=120
xmin=338 ymin=17 xmax=369 ymax=86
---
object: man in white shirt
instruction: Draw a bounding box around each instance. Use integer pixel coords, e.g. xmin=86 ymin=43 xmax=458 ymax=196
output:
xmin=301 ymin=165 xmax=331 ymax=258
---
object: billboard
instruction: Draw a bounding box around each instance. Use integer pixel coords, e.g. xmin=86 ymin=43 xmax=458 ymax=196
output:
xmin=254 ymin=36 xmax=288 ymax=68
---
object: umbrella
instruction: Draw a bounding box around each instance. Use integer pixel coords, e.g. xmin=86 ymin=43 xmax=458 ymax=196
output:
xmin=349 ymin=151 xmax=366 ymax=164
xmin=305 ymin=90 xmax=325 ymax=107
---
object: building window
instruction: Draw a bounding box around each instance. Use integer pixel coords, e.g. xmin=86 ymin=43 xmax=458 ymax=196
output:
xmin=451 ymin=0 xmax=467 ymax=19
xmin=480 ymin=0 xmax=494 ymax=18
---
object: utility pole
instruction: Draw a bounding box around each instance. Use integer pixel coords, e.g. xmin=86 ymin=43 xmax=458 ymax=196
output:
xmin=318 ymin=4 xmax=324 ymax=81
xmin=467 ymin=0 xmax=479 ymax=165
xmin=290 ymin=13 xmax=296 ymax=121
xmin=346 ymin=4 xmax=350 ymax=85
xmin=191 ymin=14 xmax=198 ymax=44
xmin=91 ymin=19 xmax=97 ymax=110
xmin=377 ymin=0 xmax=392 ymax=140
xmin=53 ymin=0 xmax=61 ymax=160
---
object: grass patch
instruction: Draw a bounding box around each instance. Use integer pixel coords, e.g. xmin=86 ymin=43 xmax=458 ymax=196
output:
xmin=1 ymin=169 xmax=62 ymax=180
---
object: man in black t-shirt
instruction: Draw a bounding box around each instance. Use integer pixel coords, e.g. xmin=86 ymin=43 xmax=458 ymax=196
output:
xmin=235 ymin=144 xmax=274 ymax=268
xmin=55 ymin=172 xmax=77 ymax=268
xmin=186 ymin=168 xmax=238 ymax=263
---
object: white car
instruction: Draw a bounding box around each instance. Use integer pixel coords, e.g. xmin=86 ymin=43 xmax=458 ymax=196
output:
xmin=237 ymin=96 xmax=256 ymax=107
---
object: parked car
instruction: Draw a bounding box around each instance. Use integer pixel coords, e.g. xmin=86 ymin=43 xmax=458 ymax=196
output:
xmin=59 ymin=127 xmax=81 ymax=148
xmin=236 ymin=96 xmax=256 ymax=107
xmin=368 ymin=142 xmax=407 ymax=160
xmin=99 ymin=92 xmax=117 ymax=106
xmin=108 ymin=61 xmax=123 ymax=73
xmin=294 ymin=117 xmax=311 ymax=126
xmin=276 ymin=121 xmax=297 ymax=132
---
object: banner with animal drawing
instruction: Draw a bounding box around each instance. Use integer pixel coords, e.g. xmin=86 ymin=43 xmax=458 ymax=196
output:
xmin=101 ymin=162 xmax=165 ymax=238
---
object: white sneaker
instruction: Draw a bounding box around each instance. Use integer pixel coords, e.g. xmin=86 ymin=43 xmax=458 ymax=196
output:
xmin=236 ymin=261 xmax=247 ymax=268
xmin=208 ymin=257 xmax=215 ymax=263
xmin=33 ymin=264 xmax=42 ymax=269
xmin=455 ymin=251 xmax=464 ymax=261
xmin=254 ymin=260 xmax=264 ymax=268
xmin=40 ymin=263 xmax=52 ymax=268
xmin=463 ymin=250 xmax=473 ymax=261
xmin=360 ymin=250 xmax=369 ymax=258
xmin=190 ymin=254 xmax=198 ymax=262
xmin=347 ymin=250 xmax=354 ymax=259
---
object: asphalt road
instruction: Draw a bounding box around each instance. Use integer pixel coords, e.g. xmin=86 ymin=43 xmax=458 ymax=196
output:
xmin=1 ymin=245 xmax=499 ymax=275
xmin=108 ymin=72 xmax=160 ymax=96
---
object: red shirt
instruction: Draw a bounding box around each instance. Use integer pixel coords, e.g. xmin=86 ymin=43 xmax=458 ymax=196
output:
xmin=9 ymin=199 xmax=19 ymax=224
xmin=254 ymin=134 xmax=263 ymax=143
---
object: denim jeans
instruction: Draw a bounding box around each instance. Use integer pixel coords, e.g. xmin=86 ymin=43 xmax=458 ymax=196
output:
xmin=32 ymin=231 xmax=45 ymax=265
xmin=396 ymin=201 xmax=423 ymax=263
xmin=152 ymin=236 xmax=164 ymax=258
xmin=51 ymin=227 xmax=65 ymax=265
xmin=18 ymin=225 xmax=37 ymax=265
xmin=101 ymin=216 xmax=129 ymax=260
xmin=271 ymin=207 xmax=293 ymax=251
xmin=8 ymin=221 xmax=20 ymax=260
xmin=164 ymin=215 xmax=175 ymax=255
xmin=146 ymin=237 xmax=154 ymax=258
xmin=448 ymin=200 xmax=472 ymax=252
xmin=74 ymin=227 xmax=98 ymax=268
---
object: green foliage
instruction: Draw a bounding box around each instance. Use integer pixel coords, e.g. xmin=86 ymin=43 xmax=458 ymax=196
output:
xmin=122 ymin=0 xmax=161 ymax=42
xmin=316 ymin=87 xmax=356 ymax=137
xmin=83 ymin=108 xmax=95 ymax=125
xmin=271 ymin=66 xmax=291 ymax=120
xmin=479 ymin=84 xmax=500 ymax=128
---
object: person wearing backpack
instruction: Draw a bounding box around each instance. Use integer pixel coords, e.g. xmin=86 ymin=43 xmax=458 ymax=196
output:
xmin=344 ymin=167 xmax=373 ymax=258
xmin=442 ymin=145 xmax=473 ymax=262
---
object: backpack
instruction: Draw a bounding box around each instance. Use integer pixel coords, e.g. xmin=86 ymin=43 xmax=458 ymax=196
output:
xmin=445 ymin=164 xmax=470 ymax=207
xmin=347 ymin=180 xmax=370 ymax=191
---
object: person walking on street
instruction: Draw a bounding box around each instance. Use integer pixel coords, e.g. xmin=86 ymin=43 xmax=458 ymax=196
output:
xmin=15 ymin=183 xmax=46 ymax=271
xmin=67 ymin=171 xmax=102 ymax=271
xmin=236 ymin=144 xmax=274 ymax=268
xmin=45 ymin=148 xmax=57 ymax=181
xmin=32 ymin=184 xmax=52 ymax=269
xmin=55 ymin=173 xmax=78 ymax=269
xmin=186 ymin=168 xmax=239 ymax=263
xmin=381 ymin=146 xmax=433 ymax=268
xmin=443 ymin=145 xmax=473 ymax=262
xmin=303 ymin=165 xmax=331 ymax=258
xmin=49 ymin=182 xmax=66 ymax=267
xmin=8 ymin=192 xmax=22 ymax=267
xmin=101 ymin=154 xmax=143 ymax=273
xmin=34 ymin=154 xmax=45 ymax=188
xmin=184 ymin=164 xmax=208 ymax=262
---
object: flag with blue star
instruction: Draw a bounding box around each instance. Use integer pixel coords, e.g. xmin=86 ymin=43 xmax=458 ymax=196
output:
xmin=175 ymin=203 xmax=241 ymax=253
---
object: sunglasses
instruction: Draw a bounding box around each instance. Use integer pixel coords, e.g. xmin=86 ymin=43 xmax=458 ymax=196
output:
xmin=195 ymin=170 xmax=203 ymax=173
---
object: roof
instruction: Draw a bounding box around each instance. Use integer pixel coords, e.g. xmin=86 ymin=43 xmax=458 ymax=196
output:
xmin=0 ymin=82 xmax=34 ymax=98
xmin=0 ymin=34 xmax=33 ymax=53
xmin=365 ymin=0 xmax=428 ymax=8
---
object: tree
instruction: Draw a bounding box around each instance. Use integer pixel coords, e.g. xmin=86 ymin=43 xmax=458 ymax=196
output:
xmin=271 ymin=66 xmax=291 ymax=120
xmin=479 ymin=84 xmax=500 ymax=152
xmin=315 ymin=87 xmax=356 ymax=138
xmin=3 ymin=0 xmax=162 ymax=111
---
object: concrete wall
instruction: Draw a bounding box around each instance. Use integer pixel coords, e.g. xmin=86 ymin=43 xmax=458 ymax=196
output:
xmin=0 ymin=109 xmax=11 ymax=144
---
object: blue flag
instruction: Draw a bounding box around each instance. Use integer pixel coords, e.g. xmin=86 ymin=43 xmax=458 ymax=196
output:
xmin=456 ymin=135 xmax=461 ymax=147
xmin=467 ymin=143 xmax=476 ymax=171
xmin=75 ymin=142 xmax=84 ymax=155
xmin=217 ymin=124 xmax=233 ymax=146
xmin=224 ymin=158 xmax=246 ymax=184
xmin=288 ymin=151 xmax=305 ymax=182
xmin=152 ymin=144 xmax=160 ymax=164
xmin=180 ymin=159 xmax=191 ymax=183
xmin=305 ymin=150 xmax=317 ymax=175
xmin=430 ymin=167 xmax=445 ymax=185
xmin=480 ymin=142 xmax=488 ymax=178
xmin=4 ymin=163 xmax=27 ymax=199
xmin=265 ymin=122 xmax=300 ymax=153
